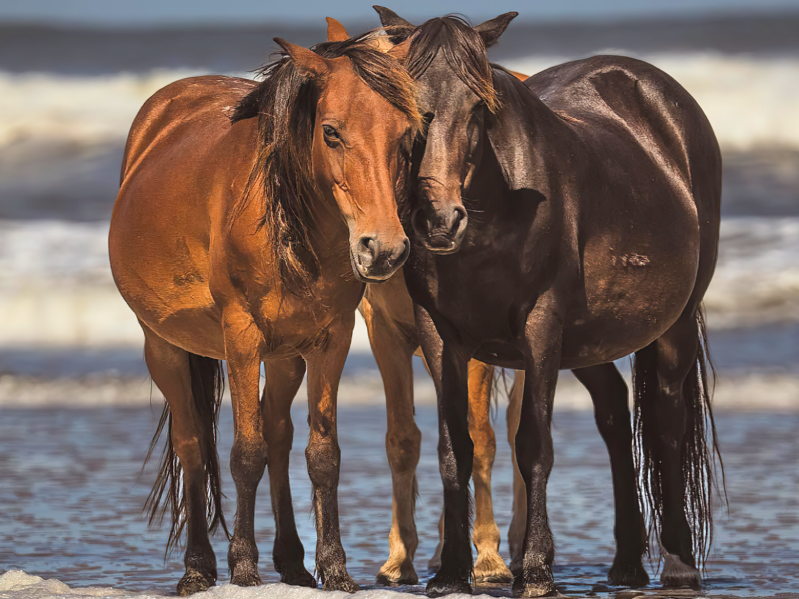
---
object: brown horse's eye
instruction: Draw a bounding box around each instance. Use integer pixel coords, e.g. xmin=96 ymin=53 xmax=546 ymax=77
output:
xmin=322 ymin=125 xmax=340 ymax=147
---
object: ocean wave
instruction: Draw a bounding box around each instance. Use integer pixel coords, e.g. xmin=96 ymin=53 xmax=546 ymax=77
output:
xmin=0 ymin=217 xmax=796 ymax=350
xmin=1 ymin=52 xmax=798 ymax=151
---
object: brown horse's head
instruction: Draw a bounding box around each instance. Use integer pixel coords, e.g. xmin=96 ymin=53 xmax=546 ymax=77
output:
xmin=232 ymin=36 xmax=421 ymax=290
xmin=281 ymin=39 xmax=417 ymax=282
xmin=374 ymin=8 xmax=516 ymax=254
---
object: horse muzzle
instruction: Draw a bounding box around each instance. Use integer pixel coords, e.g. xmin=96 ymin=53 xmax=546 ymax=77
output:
xmin=350 ymin=235 xmax=410 ymax=283
xmin=411 ymin=203 xmax=468 ymax=254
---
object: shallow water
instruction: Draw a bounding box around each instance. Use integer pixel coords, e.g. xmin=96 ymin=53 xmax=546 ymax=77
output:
xmin=0 ymin=405 xmax=796 ymax=597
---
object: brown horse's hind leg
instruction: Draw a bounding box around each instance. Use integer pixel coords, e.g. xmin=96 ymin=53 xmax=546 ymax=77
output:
xmin=468 ymin=361 xmax=513 ymax=583
xmin=225 ymin=315 xmax=268 ymax=588
xmin=572 ymin=363 xmax=649 ymax=587
xmin=261 ymin=357 xmax=316 ymax=588
xmin=506 ymin=370 xmax=526 ymax=576
xmin=305 ymin=313 xmax=359 ymax=592
xmin=634 ymin=311 xmax=708 ymax=589
xmin=363 ymin=305 xmax=422 ymax=585
xmin=142 ymin=328 xmax=218 ymax=596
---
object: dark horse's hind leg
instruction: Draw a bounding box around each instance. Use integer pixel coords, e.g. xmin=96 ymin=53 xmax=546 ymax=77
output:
xmin=262 ymin=357 xmax=317 ymax=588
xmin=635 ymin=313 xmax=703 ymax=589
xmin=572 ymin=364 xmax=649 ymax=587
xmin=142 ymin=328 xmax=218 ymax=595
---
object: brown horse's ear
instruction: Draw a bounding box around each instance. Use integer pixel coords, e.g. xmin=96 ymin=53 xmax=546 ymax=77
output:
xmin=326 ymin=17 xmax=349 ymax=42
xmin=473 ymin=12 xmax=518 ymax=48
xmin=373 ymin=5 xmax=415 ymax=28
xmin=274 ymin=38 xmax=331 ymax=79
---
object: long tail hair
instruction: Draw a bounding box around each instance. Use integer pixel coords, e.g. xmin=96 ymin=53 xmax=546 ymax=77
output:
xmin=143 ymin=354 xmax=229 ymax=555
xmin=632 ymin=308 xmax=725 ymax=567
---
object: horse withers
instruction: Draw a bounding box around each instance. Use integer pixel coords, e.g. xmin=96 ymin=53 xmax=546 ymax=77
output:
xmin=375 ymin=8 xmax=723 ymax=597
xmin=109 ymin=36 xmax=420 ymax=594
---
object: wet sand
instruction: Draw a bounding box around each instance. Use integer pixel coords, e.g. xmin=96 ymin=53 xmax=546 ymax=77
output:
xmin=0 ymin=404 xmax=796 ymax=598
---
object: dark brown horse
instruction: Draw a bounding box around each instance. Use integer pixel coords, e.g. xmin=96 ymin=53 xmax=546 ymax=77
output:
xmin=109 ymin=35 xmax=420 ymax=594
xmin=374 ymin=8 xmax=724 ymax=597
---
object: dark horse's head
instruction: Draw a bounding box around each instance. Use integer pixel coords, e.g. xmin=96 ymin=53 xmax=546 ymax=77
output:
xmin=374 ymin=8 xmax=516 ymax=254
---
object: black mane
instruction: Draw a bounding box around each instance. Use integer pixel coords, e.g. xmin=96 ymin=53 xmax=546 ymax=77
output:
xmin=392 ymin=15 xmax=499 ymax=112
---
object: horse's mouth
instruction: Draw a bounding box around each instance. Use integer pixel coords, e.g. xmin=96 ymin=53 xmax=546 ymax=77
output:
xmin=422 ymin=234 xmax=462 ymax=255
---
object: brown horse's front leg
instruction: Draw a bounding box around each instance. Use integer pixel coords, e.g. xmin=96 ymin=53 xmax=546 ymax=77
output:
xmin=417 ymin=304 xmax=474 ymax=598
xmin=468 ymin=360 xmax=513 ymax=583
xmin=261 ymin=357 xmax=317 ymax=588
xmin=513 ymin=303 xmax=563 ymax=598
xmin=224 ymin=313 xmax=268 ymax=587
xmin=361 ymin=296 xmax=422 ymax=585
xmin=304 ymin=313 xmax=359 ymax=592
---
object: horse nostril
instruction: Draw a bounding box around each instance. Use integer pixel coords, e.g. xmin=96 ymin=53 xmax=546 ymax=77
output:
xmin=449 ymin=206 xmax=467 ymax=236
xmin=357 ymin=236 xmax=380 ymax=267
xmin=390 ymin=238 xmax=411 ymax=267
xmin=411 ymin=207 xmax=429 ymax=237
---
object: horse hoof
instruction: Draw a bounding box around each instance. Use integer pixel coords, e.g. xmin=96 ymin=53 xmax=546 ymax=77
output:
xmin=474 ymin=553 xmax=513 ymax=583
xmin=230 ymin=560 xmax=261 ymax=587
xmin=177 ymin=569 xmax=214 ymax=596
xmin=426 ymin=574 xmax=471 ymax=597
xmin=660 ymin=553 xmax=701 ymax=589
xmin=376 ymin=565 xmax=419 ymax=586
xmin=281 ymin=569 xmax=317 ymax=588
xmin=512 ymin=568 xmax=555 ymax=598
xmin=608 ymin=559 xmax=649 ymax=587
xmin=322 ymin=573 xmax=360 ymax=593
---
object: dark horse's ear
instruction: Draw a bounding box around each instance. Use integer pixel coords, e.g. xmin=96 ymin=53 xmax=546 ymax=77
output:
xmin=373 ymin=6 xmax=415 ymax=28
xmin=326 ymin=17 xmax=350 ymax=42
xmin=274 ymin=38 xmax=334 ymax=79
xmin=474 ymin=12 xmax=518 ymax=48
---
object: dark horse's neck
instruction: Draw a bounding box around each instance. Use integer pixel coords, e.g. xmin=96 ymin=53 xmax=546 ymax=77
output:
xmin=482 ymin=68 xmax=581 ymax=199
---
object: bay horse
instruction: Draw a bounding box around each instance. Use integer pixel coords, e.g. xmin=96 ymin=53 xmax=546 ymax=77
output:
xmin=324 ymin=17 xmax=517 ymax=584
xmin=109 ymin=35 xmax=420 ymax=594
xmin=374 ymin=8 xmax=724 ymax=597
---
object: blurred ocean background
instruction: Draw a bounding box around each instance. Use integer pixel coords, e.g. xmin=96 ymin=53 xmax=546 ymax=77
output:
xmin=0 ymin=1 xmax=797 ymax=597
xmin=1 ymin=1 xmax=798 ymax=406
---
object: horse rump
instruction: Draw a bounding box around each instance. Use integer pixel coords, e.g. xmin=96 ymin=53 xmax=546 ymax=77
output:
xmin=143 ymin=353 xmax=229 ymax=555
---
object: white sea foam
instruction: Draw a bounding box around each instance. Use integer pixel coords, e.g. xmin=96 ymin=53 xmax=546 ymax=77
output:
xmin=0 ymin=571 xmax=481 ymax=599
xmin=1 ymin=52 xmax=798 ymax=151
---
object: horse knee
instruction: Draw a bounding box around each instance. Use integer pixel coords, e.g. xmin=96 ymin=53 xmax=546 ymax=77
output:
xmin=438 ymin=437 xmax=474 ymax=491
xmin=306 ymin=434 xmax=341 ymax=490
xmin=230 ymin=436 xmax=268 ymax=484
xmin=386 ymin=426 xmax=421 ymax=475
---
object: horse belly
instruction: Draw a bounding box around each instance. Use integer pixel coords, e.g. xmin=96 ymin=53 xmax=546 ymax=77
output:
xmin=559 ymin=230 xmax=700 ymax=368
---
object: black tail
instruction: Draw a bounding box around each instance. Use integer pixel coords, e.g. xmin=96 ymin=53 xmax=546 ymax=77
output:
xmin=143 ymin=354 xmax=229 ymax=555
xmin=632 ymin=308 xmax=725 ymax=567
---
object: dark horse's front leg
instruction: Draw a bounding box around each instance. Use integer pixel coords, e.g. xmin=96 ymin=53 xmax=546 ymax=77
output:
xmin=513 ymin=302 xmax=563 ymax=598
xmin=304 ymin=313 xmax=359 ymax=592
xmin=416 ymin=304 xmax=474 ymax=597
